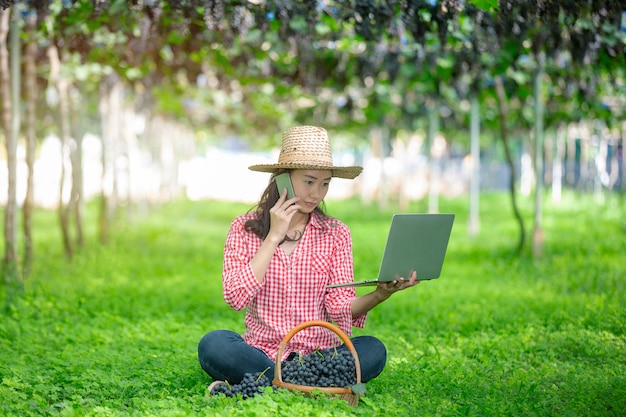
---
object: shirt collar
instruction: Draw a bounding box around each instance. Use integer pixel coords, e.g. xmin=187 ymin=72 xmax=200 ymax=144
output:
xmin=308 ymin=210 xmax=324 ymax=230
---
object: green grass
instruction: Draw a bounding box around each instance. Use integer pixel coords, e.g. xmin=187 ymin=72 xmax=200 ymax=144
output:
xmin=1 ymin=192 xmax=625 ymax=416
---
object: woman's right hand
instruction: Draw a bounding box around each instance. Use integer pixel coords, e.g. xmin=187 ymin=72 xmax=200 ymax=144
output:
xmin=249 ymin=189 xmax=301 ymax=283
xmin=267 ymin=189 xmax=300 ymax=243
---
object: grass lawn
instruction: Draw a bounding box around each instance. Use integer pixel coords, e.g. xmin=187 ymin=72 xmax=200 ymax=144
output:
xmin=0 ymin=192 xmax=624 ymax=416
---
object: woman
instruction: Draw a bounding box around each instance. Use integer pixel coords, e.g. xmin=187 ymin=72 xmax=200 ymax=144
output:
xmin=198 ymin=125 xmax=418 ymax=390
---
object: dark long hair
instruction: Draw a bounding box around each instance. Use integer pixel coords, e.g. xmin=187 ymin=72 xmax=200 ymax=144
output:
xmin=244 ymin=170 xmax=329 ymax=240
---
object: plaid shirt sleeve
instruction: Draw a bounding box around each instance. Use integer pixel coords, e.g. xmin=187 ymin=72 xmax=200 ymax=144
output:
xmin=323 ymin=221 xmax=367 ymax=333
xmin=221 ymin=213 xmax=367 ymax=361
xmin=222 ymin=216 xmax=263 ymax=311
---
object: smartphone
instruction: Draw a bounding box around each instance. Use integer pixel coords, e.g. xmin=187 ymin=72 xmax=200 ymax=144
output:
xmin=275 ymin=173 xmax=296 ymax=199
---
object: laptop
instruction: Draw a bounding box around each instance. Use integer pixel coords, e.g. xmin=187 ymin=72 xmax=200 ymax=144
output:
xmin=326 ymin=213 xmax=455 ymax=288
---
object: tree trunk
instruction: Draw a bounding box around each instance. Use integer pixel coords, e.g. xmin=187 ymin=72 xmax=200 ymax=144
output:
xmin=98 ymin=76 xmax=120 ymax=244
xmin=1 ymin=7 xmax=22 ymax=295
xmin=158 ymin=118 xmax=183 ymax=202
xmin=69 ymin=98 xmax=85 ymax=248
xmin=593 ymin=121 xmax=605 ymax=201
xmin=607 ymin=127 xmax=620 ymax=191
xmin=565 ymin=124 xmax=577 ymax=187
xmin=48 ymin=43 xmax=73 ymax=259
xmin=98 ymin=82 xmax=110 ymax=244
xmin=551 ymin=124 xmax=565 ymax=203
xmin=376 ymin=126 xmax=390 ymax=211
xmin=620 ymin=120 xmax=626 ymax=197
xmin=23 ymin=10 xmax=38 ymax=279
xmin=0 ymin=12 xmax=11 ymax=282
xmin=427 ymin=96 xmax=440 ymax=214
xmin=468 ymin=93 xmax=480 ymax=237
xmin=494 ymin=76 xmax=526 ymax=254
xmin=577 ymin=122 xmax=588 ymax=191
xmin=532 ymin=55 xmax=545 ymax=258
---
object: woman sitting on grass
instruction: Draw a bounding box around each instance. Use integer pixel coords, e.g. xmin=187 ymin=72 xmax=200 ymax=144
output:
xmin=198 ymin=125 xmax=418 ymax=392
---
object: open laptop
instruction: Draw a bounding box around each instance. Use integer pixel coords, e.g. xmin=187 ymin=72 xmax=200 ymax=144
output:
xmin=326 ymin=213 xmax=455 ymax=288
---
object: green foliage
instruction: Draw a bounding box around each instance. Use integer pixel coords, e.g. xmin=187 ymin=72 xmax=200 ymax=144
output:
xmin=1 ymin=193 xmax=625 ymax=416
xmin=469 ymin=0 xmax=499 ymax=11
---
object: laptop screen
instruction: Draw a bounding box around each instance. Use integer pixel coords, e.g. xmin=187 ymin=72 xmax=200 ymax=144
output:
xmin=376 ymin=213 xmax=454 ymax=282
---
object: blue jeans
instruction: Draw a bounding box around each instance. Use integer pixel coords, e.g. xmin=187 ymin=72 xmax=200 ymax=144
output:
xmin=198 ymin=330 xmax=387 ymax=385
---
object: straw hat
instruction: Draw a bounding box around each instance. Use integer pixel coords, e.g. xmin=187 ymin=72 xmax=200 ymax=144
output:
xmin=248 ymin=126 xmax=363 ymax=179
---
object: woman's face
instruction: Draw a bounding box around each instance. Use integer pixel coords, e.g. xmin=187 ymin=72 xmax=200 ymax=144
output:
xmin=289 ymin=169 xmax=332 ymax=213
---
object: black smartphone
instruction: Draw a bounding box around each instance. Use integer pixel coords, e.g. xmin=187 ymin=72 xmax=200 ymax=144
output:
xmin=275 ymin=173 xmax=296 ymax=199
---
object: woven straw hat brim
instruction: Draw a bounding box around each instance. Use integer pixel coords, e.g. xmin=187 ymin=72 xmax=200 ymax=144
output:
xmin=248 ymin=163 xmax=362 ymax=179
xmin=248 ymin=125 xmax=363 ymax=179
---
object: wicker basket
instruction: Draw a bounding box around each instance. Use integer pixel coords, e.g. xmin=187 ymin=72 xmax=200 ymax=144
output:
xmin=272 ymin=320 xmax=365 ymax=407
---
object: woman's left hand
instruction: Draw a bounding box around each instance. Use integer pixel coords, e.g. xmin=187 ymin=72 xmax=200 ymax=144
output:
xmin=351 ymin=271 xmax=420 ymax=318
xmin=375 ymin=270 xmax=420 ymax=298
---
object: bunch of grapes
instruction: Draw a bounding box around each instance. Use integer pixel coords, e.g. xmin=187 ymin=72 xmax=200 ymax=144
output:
xmin=210 ymin=368 xmax=273 ymax=399
xmin=281 ymin=348 xmax=357 ymax=388
xmin=210 ymin=348 xmax=357 ymax=400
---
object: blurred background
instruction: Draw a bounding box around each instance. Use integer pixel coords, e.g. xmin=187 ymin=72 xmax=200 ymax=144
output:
xmin=1 ymin=0 xmax=625 ymax=280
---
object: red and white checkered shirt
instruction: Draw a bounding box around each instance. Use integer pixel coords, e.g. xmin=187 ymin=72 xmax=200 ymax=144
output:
xmin=222 ymin=211 xmax=367 ymax=361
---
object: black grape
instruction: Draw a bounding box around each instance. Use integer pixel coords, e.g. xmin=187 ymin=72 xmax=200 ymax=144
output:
xmin=209 ymin=368 xmax=273 ymax=399
xmin=210 ymin=348 xmax=357 ymax=400
xmin=281 ymin=348 xmax=357 ymax=388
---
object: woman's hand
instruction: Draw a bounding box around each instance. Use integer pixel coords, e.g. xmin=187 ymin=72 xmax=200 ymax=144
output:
xmin=266 ymin=189 xmax=300 ymax=243
xmin=249 ymin=190 xmax=300 ymax=283
xmin=351 ymin=271 xmax=420 ymax=318
xmin=374 ymin=270 xmax=420 ymax=300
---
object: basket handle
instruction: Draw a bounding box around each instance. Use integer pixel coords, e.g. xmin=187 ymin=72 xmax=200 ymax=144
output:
xmin=273 ymin=320 xmax=362 ymax=385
